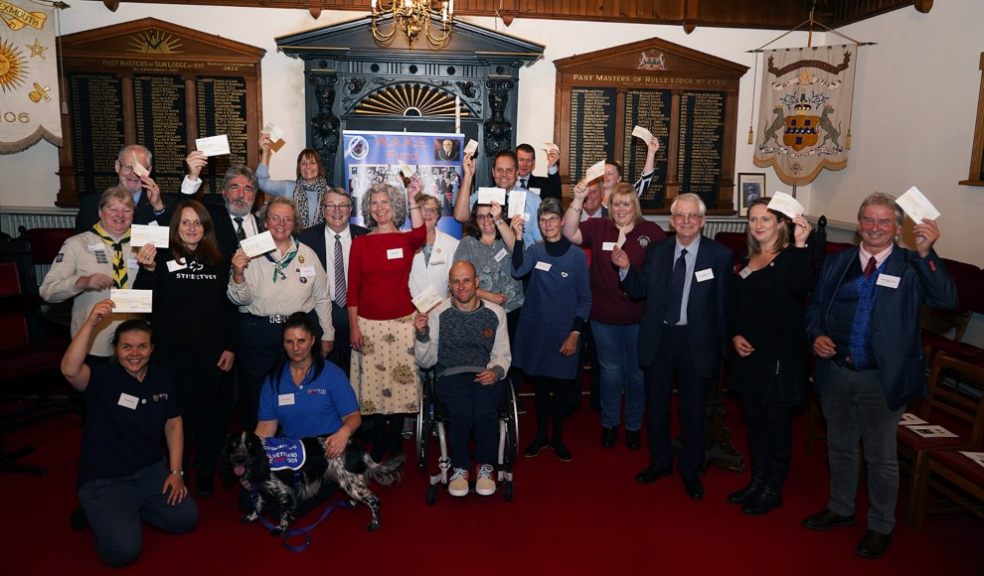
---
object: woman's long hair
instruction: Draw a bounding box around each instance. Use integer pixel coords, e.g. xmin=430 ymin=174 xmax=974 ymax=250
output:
xmin=168 ymin=200 xmax=223 ymax=266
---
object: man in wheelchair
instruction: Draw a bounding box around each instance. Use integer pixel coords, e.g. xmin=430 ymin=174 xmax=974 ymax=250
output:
xmin=414 ymin=261 xmax=511 ymax=497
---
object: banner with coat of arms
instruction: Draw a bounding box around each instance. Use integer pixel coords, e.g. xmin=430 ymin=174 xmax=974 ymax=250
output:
xmin=753 ymin=44 xmax=858 ymax=186
xmin=0 ymin=0 xmax=62 ymax=154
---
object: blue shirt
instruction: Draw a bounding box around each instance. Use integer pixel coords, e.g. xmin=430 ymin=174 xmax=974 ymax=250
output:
xmin=257 ymin=360 xmax=358 ymax=439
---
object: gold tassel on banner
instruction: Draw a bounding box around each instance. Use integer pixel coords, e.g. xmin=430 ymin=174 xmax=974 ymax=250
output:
xmin=846 ymin=129 xmax=852 ymax=150
xmin=747 ymin=127 xmax=754 ymax=145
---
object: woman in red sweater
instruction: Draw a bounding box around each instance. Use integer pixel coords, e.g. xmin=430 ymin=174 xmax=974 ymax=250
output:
xmin=349 ymin=179 xmax=425 ymax=461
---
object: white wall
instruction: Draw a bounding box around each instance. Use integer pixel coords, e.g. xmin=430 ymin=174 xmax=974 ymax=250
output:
xmin=811 ymin=0 xmax=984 ymax=265
xmin=2 ymin=2 xmax=982 ymax=265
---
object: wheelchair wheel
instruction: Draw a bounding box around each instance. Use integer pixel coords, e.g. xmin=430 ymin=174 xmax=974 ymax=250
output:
xmin=415 ymin=372 xmax=429 ymax=471
xmin=504 ymin=385 xmax=519 ymax=467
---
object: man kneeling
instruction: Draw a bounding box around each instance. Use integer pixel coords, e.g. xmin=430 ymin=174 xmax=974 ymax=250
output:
xmin=414 ymin=261 xmax=511 ymax=497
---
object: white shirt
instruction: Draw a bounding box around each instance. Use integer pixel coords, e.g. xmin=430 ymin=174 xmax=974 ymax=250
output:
xmin=324 ymin=225 xmax=353 ymax=302
xmin=230 ymin=213 xmax=259 ymax=239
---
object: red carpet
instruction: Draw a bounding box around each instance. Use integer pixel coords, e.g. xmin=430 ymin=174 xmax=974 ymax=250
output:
xmin=2 ymin=394 xmax=981 ymax=575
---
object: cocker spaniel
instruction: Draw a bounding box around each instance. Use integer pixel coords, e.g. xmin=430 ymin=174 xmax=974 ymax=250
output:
xmin=222 ymin=431 xmax=404 ymax=534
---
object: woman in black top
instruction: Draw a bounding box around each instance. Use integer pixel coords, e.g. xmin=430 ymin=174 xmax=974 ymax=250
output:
xmin=728 ymin=198 xmax=813 ymax=515
xmin=134 ymin=200 xmax=237 ymax=496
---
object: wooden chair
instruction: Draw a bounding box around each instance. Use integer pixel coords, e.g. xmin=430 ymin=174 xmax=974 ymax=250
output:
xmin=900 ymin=352 xmax=984 ymax=530
xmin=909 ymin=448 xmax=984 ymax=532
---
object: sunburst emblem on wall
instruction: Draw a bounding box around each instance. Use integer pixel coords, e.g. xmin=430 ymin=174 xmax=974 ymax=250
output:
xmin=355 ymin=84 xmax=469 ymax=117
xmin=0 ymin=38 xmax=27 ymax=93
xmin=127 ymin=30 xmax=183 ymax=54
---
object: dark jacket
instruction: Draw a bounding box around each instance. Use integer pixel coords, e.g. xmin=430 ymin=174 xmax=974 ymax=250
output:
xmin=806 ymin=245 xmax=957 ymax=410
xmin=297 ymin=222 xmax=370 ymax=272
xmin=622 ymin=235 xmax=733 ymax=377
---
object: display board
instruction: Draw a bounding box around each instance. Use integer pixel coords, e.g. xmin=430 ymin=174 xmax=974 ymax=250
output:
xmin=56 ymin=18 xmax=264 ymax=207
xmin=555 ymin=37 xmax=746 ymax=214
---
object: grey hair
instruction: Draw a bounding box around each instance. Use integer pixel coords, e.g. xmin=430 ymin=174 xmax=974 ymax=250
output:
xmin=857 ymin=192 xmax=903 ymax=226
xmin=361 ymin=184 xmax=408 ymax=229
xmin=538 ymin=197 xmax=563 ymax=220
xmin=222 ymin=165 xmax=258 ymax=193
xmin=117 ymin=144 xmax=152 ymax=165
xmin=670 ymin=192 xmax=707 ymax=216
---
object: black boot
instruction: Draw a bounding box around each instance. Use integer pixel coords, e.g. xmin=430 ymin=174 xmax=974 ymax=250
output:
xmin=727 ymin=455 xmax=765 ymax=505
xmin=742 ymin=462 xmax=787 ymax=515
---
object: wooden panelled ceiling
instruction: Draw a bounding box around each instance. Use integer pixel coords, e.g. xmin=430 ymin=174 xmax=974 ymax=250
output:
xmin=94 ymin=0 xmax=932 ymax=30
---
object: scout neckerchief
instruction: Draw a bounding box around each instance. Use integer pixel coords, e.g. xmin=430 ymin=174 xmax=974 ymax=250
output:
xmin=92 ymin=223 xmax=130 ymax=289
xmin=265 ymin=242 xmax=298 ymax=283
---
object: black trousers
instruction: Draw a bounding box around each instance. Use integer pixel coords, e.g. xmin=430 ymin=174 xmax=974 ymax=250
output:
xmin=740 ymin=395 xmax=793 ymax=487
xmin=644 ymin=325 xmax=712 ymax=481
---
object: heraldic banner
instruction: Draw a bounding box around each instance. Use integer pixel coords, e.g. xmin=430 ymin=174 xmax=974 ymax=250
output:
xmin=0 ymin=0 xmax=62 ymax=154
xmin=753 ymin=44 xmax=857 ymax=186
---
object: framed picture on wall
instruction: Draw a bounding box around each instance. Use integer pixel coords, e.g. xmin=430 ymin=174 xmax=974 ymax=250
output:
xmin=738 ymin=173 xmax=766 ymax=216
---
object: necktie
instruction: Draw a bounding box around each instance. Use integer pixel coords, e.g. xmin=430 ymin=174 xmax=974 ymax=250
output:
xmin=864 ymin=256 xmax=877 ymax=278
xmin=666 ymin=248 xmax=688 ymax=325
xmin=93 ymin=224 xmax=129 ymax=289
xmin=519 ymin=177 xmax=528 ymax=190
xmin=334 ymin=234 xmax=347 ymax=307
xmin=234 ymin=217 xmax=246 ymax=241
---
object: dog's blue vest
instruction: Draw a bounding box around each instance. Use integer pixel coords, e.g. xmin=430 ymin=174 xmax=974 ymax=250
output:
xmin=262 ymin=437 xmax=306 ymax=471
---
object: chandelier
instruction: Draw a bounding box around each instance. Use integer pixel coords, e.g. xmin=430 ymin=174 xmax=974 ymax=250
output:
xmin=370 ymin=0 xmax=455 ymax=48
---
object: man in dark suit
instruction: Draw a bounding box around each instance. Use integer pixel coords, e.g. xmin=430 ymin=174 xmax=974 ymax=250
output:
xmin=298 ymin=187 xmax=368 ymax=376
xmin=613 ymin=192 xmax=732 ymax=501
xmin=802 ymin=192 xmax=956 ymax=559
xmin=183 ymin=151 xmax=262 ymax=261
xmin=515 ymin=143 xmax=561 ymax=201
xmin=436 ymin=139 xmax=459 ymax=161
xmin=74 ymin=144 xmax=169 ymax=232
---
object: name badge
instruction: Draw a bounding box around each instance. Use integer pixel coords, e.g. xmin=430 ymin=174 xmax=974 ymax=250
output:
xmin=695 ymin=268 xmax=715 ymax=282
xmin=118 ymin=393 xmax=139 ymax=410
xmin=494 ymin=248 xmax=508 ymax=262
xmin=876 ymin=273 xmax=901 ymax=289
xmin=386 ymin=248 xmax=403 ymax=260
xmin=278 ymin=393 xmax=295 ymax=406
xmin=299 ymin=265 xmax=316 ymax=278
xmin=739 ymin=267 xmax=752 ymax=279
xmin=88 ymin=244 xmax=105 ymax=253
xmin=429 ymin=252 xmax=447 ymax=265
xmin=167 ymin=259 xmax=188 ymax=273
xmin=602 ymin=241 xmax=617 ymax=251
xmin=534 ymin=261 xmax=552 ymax=272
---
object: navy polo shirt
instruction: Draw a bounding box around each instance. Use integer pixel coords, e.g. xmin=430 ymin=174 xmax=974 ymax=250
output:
xmin=78 ymin=363 xmax=181 ymax=486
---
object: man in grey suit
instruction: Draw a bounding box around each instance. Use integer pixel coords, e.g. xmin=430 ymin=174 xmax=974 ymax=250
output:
xmin=613 ymin=192 xmax=732 ymax=501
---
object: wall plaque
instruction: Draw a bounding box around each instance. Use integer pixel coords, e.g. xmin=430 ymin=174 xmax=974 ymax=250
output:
xmin=555 ymin=37 xmax=747 ymax=214
xmin=56 ymin=18 xmax=265 ymax=207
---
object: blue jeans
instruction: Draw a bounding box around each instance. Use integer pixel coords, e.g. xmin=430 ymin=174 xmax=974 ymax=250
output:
xmin=78 ymin=460 xmax=198 ymax=567
xmin=591 ymin=321 xmax=644 ymax=430
xmin=821 ymin=362 xmax=904 ymax=534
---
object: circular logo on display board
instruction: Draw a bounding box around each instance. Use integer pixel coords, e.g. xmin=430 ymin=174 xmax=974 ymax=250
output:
xmin=347 ymin=135 xmax=369 ymax=160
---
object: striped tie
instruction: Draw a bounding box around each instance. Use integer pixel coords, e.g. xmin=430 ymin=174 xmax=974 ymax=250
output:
xmin=92 ymin=224 xmax=130 ymax=289
xmin=334 ymin=234 xmax=347 ymax=307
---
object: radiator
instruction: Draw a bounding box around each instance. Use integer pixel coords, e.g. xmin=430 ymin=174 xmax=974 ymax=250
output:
xmin=1 ymin=207 xmax=76 ymax=237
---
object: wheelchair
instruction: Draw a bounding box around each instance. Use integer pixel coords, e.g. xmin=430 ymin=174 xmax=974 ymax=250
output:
xmin=415 ymin=369 xmax=519 ymax=504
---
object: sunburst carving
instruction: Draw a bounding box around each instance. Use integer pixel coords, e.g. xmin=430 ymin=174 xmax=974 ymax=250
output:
xmin=127 ymin=30 xmax=183 ymax=54
xmin=354 ymin=84 xmax=469 ymax=117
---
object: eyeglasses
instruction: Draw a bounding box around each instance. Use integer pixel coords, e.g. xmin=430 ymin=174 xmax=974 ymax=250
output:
xmin=267 ymin=215 xmax=294 ymax=224
xmin=538 ymin=215 xmax=561 ymax=224
xmin=322 ymin=203 xmax=351 ymax=211
xmin=672 ymin=212 xmax=703 ymax=222
xmin=420 ymin=207 xmax=439 ymax=215
xmin=118 ymin=164 xmax=148 ymax=175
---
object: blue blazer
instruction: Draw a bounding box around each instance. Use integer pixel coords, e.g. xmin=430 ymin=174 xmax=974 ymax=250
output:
xmin=623 ymin=235 xmax=733 ymax=377
xmin=298 ymin=222 xmax=369 ymax=272
xmin=806 ymin=245 xmax=957 ymax=410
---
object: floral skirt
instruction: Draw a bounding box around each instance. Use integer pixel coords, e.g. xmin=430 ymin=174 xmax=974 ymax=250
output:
xmin=351 ymin=314 xmax=420 ymax=415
